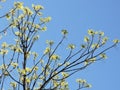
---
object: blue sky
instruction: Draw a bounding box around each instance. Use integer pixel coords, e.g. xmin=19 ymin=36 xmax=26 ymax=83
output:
xmin=0 ymin=0 xmax=120 ymax=90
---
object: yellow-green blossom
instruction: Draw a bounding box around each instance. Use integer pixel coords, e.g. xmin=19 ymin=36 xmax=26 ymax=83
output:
xmin=35 ymin=24 xmax=40 ymax=29
xmin=91 ymin=43 xmax=99 ymax=48
xmin=61 ymin=29 xmax=68 ymax=35
xmin=15 ymin=31 xmax=22 ymax=37
xmin=39 ymin=76 xmax=44 ymax=80
xmin=40 ymin=59 xmax=44 ymax=64
xmin=4 ymin=71 xmax=9 ymax=76
xmin=0 ymin=64 xmax=8 ymax=70
xmin=18 ymin=14 xmax=25 ymax=19
xmin=25 ymin=67 xmax=31 ymax=72
xmin=88 ymin=29 xmax=95 ymax=35
xmin=61 ymin=81 xmax=68 ymax=87
xmin=85 ymin=83 xmax=92 ymax=88
xmin=53 ymin=80 xmax=59 ymax=87
xmin=84 ymin=60 xmax=89 ymax=66
xmin=44 ymin=47 xmax=50 ymax=54
xmin=26 ymin=77 xmax=31 ymax=83
xmin=32 ymin=52 xmax=38 ymax=60
xmin=11 ymin=62 xmax=18 ymax=68
xmin=23 ymin=7 xmax=33 ymax=15
xmin=37 ymin=12 xmax=43 ymax=16
xmin=6 ymin=14 xmax=11 ymax=20
xmin=99 ymin=31 xmax=104 ymax=36
xmin=50 ymin=54 xmax=60 ymax=60
xmin=10 ymin=82 xmax=17 ymax=88
xmin=64 ymin=62 xmax=70 ymax=66
xmin=0 ymin=49 xmax=8 ymax=55
xmin=33 ymin=35 xmax=39 ymax=41
xmin=40 ymin=17 xmax=51 ymax=23
xmin=84 ymin=36 xmax=89 ymax=42
xmin=113 ymin=39 xmax=120 ymax=44
xmin=32 ymin=4 xmax=44 ymax=11
xmin=1 ymin=42 xmax=8 ymax=48
xmin=76 ymin=79 xmax=84 ymax=83
xmin=68 ymin=44 xmax=75 ymax=49
xmin=81 ymin=44 xmax=86 ymax=48
xmin=76 ymin=79 xmax=87 ymax=84
xmin=46 ymin=40 xmax=54 ymax=45
xmin=90 ymin=58 xmax=96 ymax=62
xmin=14 ymin=2 xmax=23 ymax=9
xmin=11 ymin=20 xmax=19 ymax=28
xmin=102 ymin=37 xmax=108 ymax=44
xmin=100 ymin=53 xmax=107 ymax=59
xmin=20 ymin=69 xmax=26 ymax=75
xmin=61 ymin=72 xmax=69 ymax=78
xmin=16 ymin=47 xmax=23 ymax=53
xmin=32 ymin=74 xmax=38 ymax=80
xmin=41 ymin=26 xmax=47 ymax=31
xmin=34 ymin=66 xmax=39 ymax=71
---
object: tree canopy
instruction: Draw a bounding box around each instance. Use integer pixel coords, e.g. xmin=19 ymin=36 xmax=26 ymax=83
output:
xmin=0 ymin=1 xmax=119 ymax=90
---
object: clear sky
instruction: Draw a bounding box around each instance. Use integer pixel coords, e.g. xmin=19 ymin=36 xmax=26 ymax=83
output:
xmin=0 ymin=0 xmax=120 ymax=90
